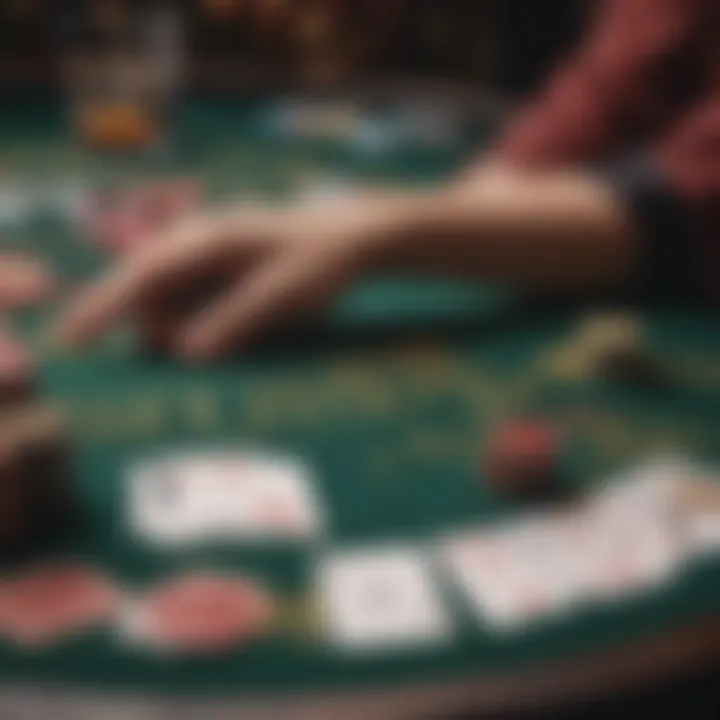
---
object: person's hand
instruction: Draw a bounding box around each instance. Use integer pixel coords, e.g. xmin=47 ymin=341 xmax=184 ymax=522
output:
xmin=0 ymin=255 xmax=54 ymax=380
xmin=59 ymin=197 xmax=393 ymax=360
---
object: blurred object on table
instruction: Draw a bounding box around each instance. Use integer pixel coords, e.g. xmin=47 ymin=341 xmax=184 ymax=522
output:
xmin=59 ymin=1 xmax=184 ymax=152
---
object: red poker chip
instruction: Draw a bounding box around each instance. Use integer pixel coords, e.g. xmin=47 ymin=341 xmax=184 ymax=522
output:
xmin=131 ymin=573 xmax=275 ymax=655
xmin=485 ymin=419 xmax=561 ymax=494
xmin=0 ymin=563 xmax=118 ymax=647
xmin=492 ymin=420 xmax=558 ymax=459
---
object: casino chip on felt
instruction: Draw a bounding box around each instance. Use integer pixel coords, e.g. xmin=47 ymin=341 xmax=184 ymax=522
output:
xmin=0 ymin=563 xmax=118 ymax=648
xmin=119 ymin=573 xmax=276 ymax=655
xmin=484 ymin=418 xmax=567 ymax=501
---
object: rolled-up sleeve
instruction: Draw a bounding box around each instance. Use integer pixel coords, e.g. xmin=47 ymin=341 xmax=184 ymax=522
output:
xmin=654 ymin=97 xmax=720 ymax=301
xmin=492 ymin=0 xmax=712 ymax=169
xmin=488 ymin=0 xmax=718 ymax=301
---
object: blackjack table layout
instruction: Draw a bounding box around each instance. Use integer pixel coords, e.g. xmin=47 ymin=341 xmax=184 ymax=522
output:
xmin=0 ymin=97 xmax=718 ymax=720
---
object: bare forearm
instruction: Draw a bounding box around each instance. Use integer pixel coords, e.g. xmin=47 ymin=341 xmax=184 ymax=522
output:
xmin=366 ymin=172 xmax=636 ymax=292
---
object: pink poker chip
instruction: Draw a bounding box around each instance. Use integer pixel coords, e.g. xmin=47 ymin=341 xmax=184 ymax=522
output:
xmin=0 ymin=563 xmax=118 ymax=647
xmin=127 ymin=573 xmax=275 ymax=655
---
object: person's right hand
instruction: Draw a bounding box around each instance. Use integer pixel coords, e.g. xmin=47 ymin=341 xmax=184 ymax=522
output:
xmin=59 ymin=194 xmax=395 ymax=360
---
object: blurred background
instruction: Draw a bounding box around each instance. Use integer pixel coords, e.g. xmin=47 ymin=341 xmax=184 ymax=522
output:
xmin=0 ymin=0 xmax=586 ymax=97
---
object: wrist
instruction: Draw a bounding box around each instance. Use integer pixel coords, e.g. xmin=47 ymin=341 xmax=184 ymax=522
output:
xmin=350 ymin=190 xmax=444 ymax=274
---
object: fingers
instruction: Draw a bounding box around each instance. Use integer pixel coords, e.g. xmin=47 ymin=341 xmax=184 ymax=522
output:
xmin=0 ymin=256 xmax=54 ymax=308
xmin=58 ymin=214 xmax=236 ymax=346
xmin=0 ymin=329 xmax=33 ymax=382
xmin=180 ymin=252 xmax=338 ymax=359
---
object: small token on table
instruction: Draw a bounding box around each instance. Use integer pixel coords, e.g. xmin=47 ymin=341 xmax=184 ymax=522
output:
xmin=484 ymin=419 xmax=563 ymax=500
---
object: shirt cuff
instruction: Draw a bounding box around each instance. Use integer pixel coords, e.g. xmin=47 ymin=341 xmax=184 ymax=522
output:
xmin=607 ymin=158 xmax=700 ymax=304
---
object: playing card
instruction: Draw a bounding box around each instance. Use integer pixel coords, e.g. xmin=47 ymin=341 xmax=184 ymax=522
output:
xmin=236 ymin=455 xmax=324 ymax=539
xmin=577 ymin=510 xmax=682 ymax=602
xmin=579 ymin=458 xmax=693 ymax=601
xmin=128 ymin=457 xmax=213 ymax=547
xmin=589 ymin=455 xmax=712 ymax=568
xmin=688 ymin=514 xmax=720 ymax=552
xmin=675 ymin=474 xmax=720 ymax=554
xmin=128 ymin=450 xmax=324 ymax=546
xmin=592 ymin=455 xmax=697 ymax=517
xmin=438 ymin=528 xmax=524 ymax=630
xmin=317 ymin=545 xmax=451 ymax=652
xmin=439 ymin=518 xmax=585 ymax=631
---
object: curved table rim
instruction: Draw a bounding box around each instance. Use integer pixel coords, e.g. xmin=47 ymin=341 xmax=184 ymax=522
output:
xmin=0 ymin=615 xmax=718 ymax=719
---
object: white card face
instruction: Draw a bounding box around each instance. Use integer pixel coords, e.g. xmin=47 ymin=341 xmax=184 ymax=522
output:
xmin=675 ymin=474 xmax=720 ymax=554
xmin=237 ymin=457 xmax=323 ymax=538
xmin=318 ymin=546 xmax=451 ymax=653
xmin=587 ymin=455 xmax=704 ymax=582
xmin=129 ymin=459 xmax=213 ymax=546
xmin=128 ymin=450 xmax=324 ymax=546
xmin=577 ymin=512 xmax=681 ymax=602
xmin=592 ymin=455 xmax=697 ymax=519
xmin=439 ymin=520 xmax=583 ymax=631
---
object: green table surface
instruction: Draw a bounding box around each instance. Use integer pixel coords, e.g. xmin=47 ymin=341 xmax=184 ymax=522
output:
xmin=0 ymin=98 xmax=718 ymax=699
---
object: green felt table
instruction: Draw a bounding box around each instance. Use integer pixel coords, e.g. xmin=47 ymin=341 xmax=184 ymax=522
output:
xmin=0 ymin=98 xmax=718 ymax=718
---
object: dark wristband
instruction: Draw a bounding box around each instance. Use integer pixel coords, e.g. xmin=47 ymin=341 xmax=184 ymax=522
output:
xmin=608 ymin=158 xmax=698 ymax=303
